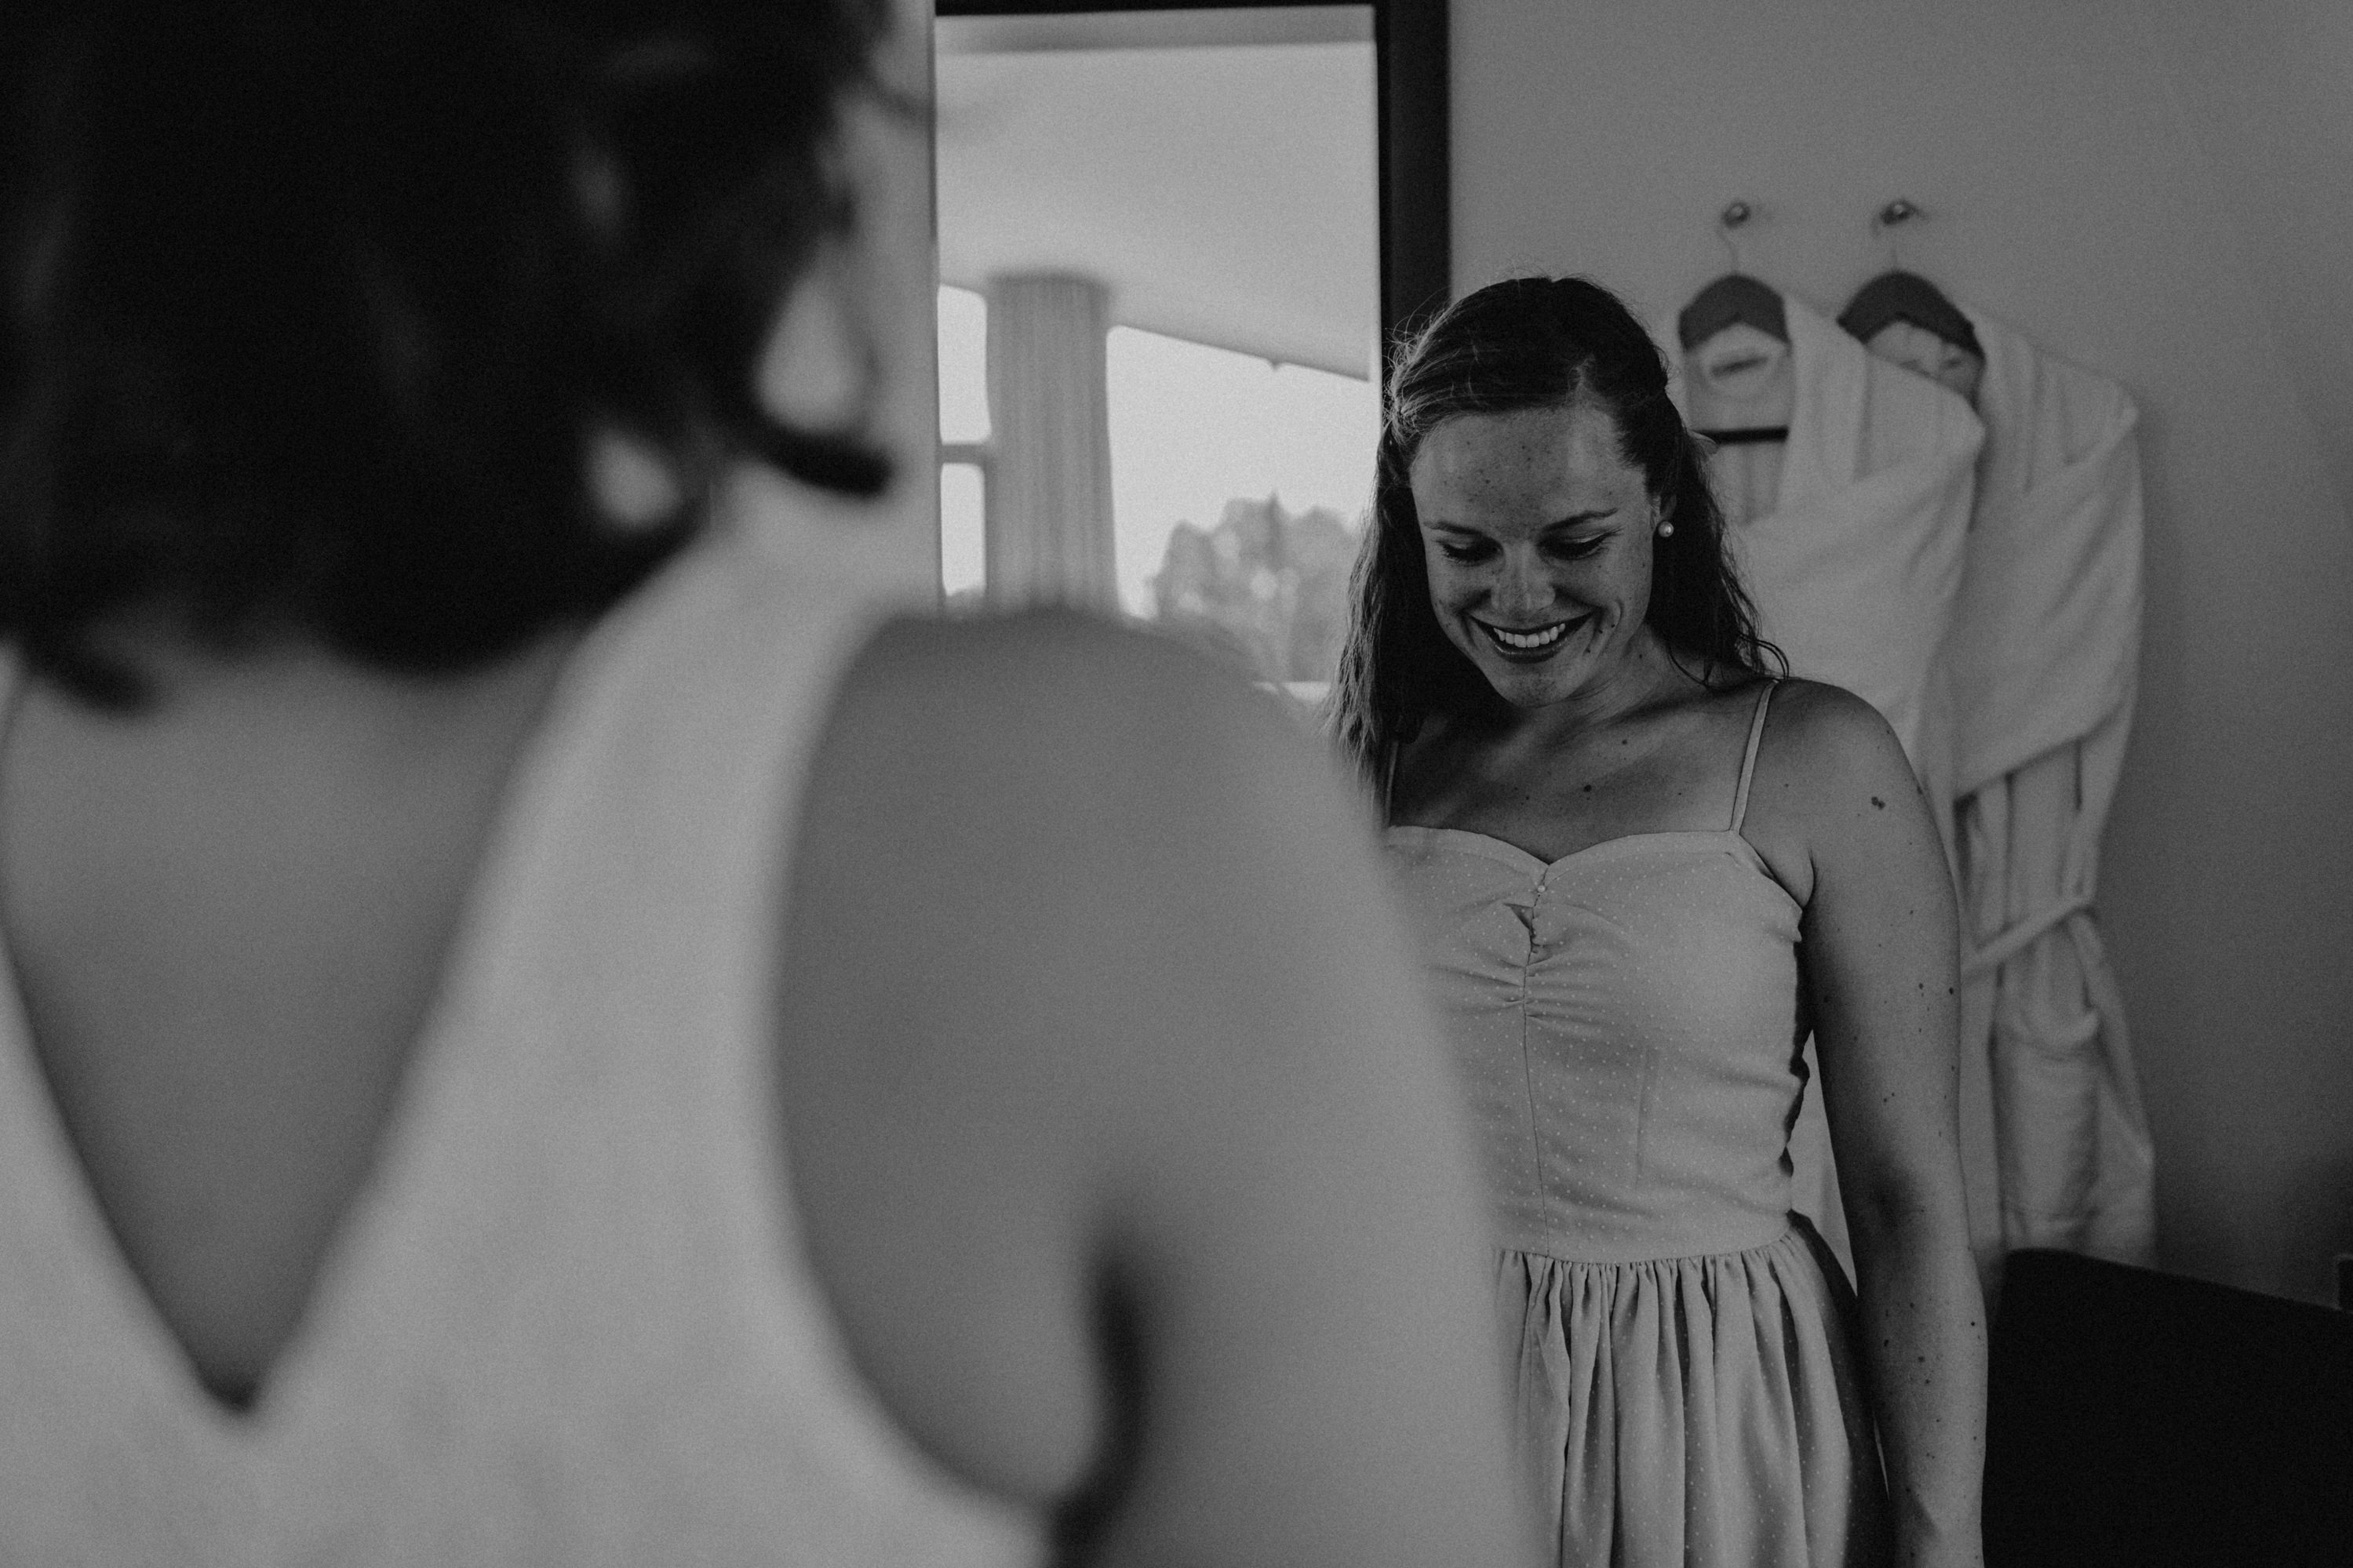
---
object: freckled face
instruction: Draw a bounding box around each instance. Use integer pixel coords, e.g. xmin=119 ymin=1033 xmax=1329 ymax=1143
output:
xmin=1408 ymin=402 xmax=1662 ymax=709
xmin=1863 ymin=320 xmax=1984 ymax=406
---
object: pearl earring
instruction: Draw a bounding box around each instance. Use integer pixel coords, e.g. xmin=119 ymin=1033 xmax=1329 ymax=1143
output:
xmin=1656 ymin=518 xmax=1675 ymax=538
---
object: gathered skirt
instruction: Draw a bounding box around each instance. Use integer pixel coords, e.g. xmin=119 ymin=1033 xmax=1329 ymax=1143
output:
xmin=1499 ymin=1220 xmax=1892 ymax=1567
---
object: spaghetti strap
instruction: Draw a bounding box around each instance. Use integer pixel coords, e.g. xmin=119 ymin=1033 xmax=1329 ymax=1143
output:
xmin=1380 ymin=738 xmax=1401 ymax=825
xmin=1728 ymin=679 xmax=1779 ymax=834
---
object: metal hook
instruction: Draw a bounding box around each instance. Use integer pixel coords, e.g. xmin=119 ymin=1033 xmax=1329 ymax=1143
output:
xmin=1871 ymin=198 xmax=1925 ymax=270
xmin=1717 ymin=199 xmax=1757 ymax=274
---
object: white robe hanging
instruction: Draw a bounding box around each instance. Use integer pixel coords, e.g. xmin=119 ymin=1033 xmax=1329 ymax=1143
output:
xmin=1712 ymin=293 xmax=1984 ymax=829
xmin=1945 ymin=306 xmax=2155 ymax=1286
xmin=1678 ymin=292 xmax=1984 ymax=1280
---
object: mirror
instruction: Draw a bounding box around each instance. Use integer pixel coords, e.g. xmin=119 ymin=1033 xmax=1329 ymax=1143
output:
xmin=929 ymin=0 xmax=1446 ymax=700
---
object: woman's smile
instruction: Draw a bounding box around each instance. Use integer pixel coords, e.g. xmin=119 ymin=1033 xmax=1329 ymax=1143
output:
xmin=1473 ymin=613 xmax=1590 ymax=659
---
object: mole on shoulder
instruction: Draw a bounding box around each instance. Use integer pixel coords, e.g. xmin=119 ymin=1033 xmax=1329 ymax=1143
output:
xmin=1870 ymin=795 xmax=1886 ymax=809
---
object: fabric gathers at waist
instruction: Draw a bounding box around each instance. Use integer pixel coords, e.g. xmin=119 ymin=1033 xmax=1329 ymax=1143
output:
xmin=1491 ymin=1210 xmax=1800 ymax=1271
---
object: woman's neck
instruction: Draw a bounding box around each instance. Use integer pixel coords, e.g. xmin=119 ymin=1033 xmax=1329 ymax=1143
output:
xmin=1498 ymin=627 xmax=1697 ymax=750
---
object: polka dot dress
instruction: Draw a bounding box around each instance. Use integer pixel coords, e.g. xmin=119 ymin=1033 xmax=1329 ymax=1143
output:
xmin=1384 ymin=686 xmax=1891 ymax=1567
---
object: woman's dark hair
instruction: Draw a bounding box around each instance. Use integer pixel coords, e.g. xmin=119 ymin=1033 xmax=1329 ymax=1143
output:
xmin=1326 ymin=275 xmax=1783 ymax=784
xmin=0 ymin=0 xmax=892 ymax=703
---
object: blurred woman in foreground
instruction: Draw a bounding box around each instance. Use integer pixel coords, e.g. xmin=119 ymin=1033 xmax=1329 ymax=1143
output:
xmin=0 ymin=5 xmax=1532 ymax=1563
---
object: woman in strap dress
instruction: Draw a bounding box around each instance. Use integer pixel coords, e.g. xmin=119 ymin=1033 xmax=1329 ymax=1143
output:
xmin=0 ymin=5 xmax=1535 ymax=1564
xmin=1333 ymin=278 xmax=1985 ymax=1568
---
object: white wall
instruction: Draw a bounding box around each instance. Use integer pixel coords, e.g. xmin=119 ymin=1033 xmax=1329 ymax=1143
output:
xmin=1452 ymin=0 xmax=2353 ymax=1303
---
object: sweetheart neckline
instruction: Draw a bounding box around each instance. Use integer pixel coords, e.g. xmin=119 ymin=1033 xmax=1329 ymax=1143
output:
xmin=1382 ymin=824 xmax=1750 ymax=871
xmin=1382 ymin=824 xmax=1805 ymax=913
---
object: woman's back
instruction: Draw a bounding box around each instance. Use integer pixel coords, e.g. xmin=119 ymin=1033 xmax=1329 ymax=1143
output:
xmin=0 ymin=523 xmax=1054 ymax=1563
xmin=2 ymin=628 xmax=573 ymax=1409
xmin=0 ymin=511 xmax=1538 ymax=1564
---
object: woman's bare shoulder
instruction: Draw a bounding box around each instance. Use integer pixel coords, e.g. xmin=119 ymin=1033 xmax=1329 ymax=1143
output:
xmin=774 ymin=609 xmax=1324 ymax=1503
xmin=1739 ymin=678 xmax=1930 ymax=904
xmin=1747 ymin=677 xmax=1913 ymax=784
xmin=774 ymin=608 xmax=1532 ymax=1565
xmin=835 ymin=607 xmax=1305 ymax=803
xmin=790 ymin=605 xmax=1350 ymax=1090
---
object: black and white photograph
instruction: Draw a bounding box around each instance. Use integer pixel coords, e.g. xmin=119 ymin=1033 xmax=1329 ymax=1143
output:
xmin=1 ymin=1 xmax=2348 ymax=1563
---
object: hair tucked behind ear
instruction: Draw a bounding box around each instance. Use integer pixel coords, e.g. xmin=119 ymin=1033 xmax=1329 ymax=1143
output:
xmin=0 ymin=0 xmax=892 ymax=705
xmin=1325 ymin=275 xmax=1783 ymax=794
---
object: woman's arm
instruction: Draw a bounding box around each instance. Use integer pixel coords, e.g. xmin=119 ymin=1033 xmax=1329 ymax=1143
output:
xmin=1764 ymin=682 xmax=1987 ymax=1568
xmin=773 ymin=609 xmax=1538 ymax=1568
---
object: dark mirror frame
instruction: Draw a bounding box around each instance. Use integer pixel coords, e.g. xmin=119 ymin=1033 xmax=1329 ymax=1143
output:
xmin=930 ymin=0 xmax=1451 ymax=371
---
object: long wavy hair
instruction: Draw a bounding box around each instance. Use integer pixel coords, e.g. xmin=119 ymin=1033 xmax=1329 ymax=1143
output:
xmin=1326 ymin=275 xmax=1783 ymax=789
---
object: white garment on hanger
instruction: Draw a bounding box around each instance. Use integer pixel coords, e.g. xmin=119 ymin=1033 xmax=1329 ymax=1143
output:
xmin=1947 ymin=304 xmax=2155 ymax=1284
xmin=1710 ymin=292 xmax=1984 ymax=830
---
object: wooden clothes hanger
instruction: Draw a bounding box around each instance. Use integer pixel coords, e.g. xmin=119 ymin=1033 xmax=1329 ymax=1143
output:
xmin=1677 ymin=201 xmax=1787 ymax=351
xmin=1678 ymin=201 xmax=1789 ymax=446
xmin=1838 ymin=201 xmax=1987 ymax=405
xmin=1837 ymin=200 xmax=1980 ymax=356
xmin=1838 ymin=270 xmax=1982 ymax=355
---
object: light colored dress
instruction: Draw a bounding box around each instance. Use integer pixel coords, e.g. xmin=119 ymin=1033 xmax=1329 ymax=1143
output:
xmin=0 ymin=522 xmax=1049 ymax=1566
xmin=1384 ymin=683 xmax=1890 ymax=1568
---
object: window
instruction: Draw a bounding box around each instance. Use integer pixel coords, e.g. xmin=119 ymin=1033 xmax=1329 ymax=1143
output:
xmin=930 ymin=0 xmax=1448 ymax=700
xmin=1106 ymin=325 xmax=1374 ymax=689
xmin=936 ymin=285 xmax=990 ymax=606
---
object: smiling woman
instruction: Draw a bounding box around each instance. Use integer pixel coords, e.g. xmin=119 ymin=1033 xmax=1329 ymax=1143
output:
xmin=1339 ymin=276 xmax=1991 ymax=1568
xmin=1330 ymin=275 xmax=1778 ymax=774
xmin=1411 ymin=404 xmax=1664 ymax=704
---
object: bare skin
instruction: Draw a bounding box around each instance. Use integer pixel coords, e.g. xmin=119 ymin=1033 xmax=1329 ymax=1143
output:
xmin=0 ymin=633 xmax=581 ymax=1394
xmin=0 ymin=605 xmax=1537 ymax=1567
xmin=776 ymin=613 xmax=1536 ymax=1563
xmin=1397 ymin=402 xmax=1987 ymax=1568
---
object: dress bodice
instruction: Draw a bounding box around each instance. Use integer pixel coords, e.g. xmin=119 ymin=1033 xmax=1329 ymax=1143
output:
xmin=1381 ymin=684 xmax=1812 ymax=1264
xmin=1384 ymin=827 xmax=1808 ymax=1264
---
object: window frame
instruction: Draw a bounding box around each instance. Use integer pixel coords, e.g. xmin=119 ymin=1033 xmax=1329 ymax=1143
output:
xmin=930 ymin=0 xmax=1451 ymax=366
xmin=927 ymin=0 xmax=1441 ymax=617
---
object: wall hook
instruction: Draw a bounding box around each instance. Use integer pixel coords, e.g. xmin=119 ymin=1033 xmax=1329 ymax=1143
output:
xmin=1872 ymin=198 xmax=1925 ymax=269
xmin=1717 ymin=199 xmax=1759 ymax=274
